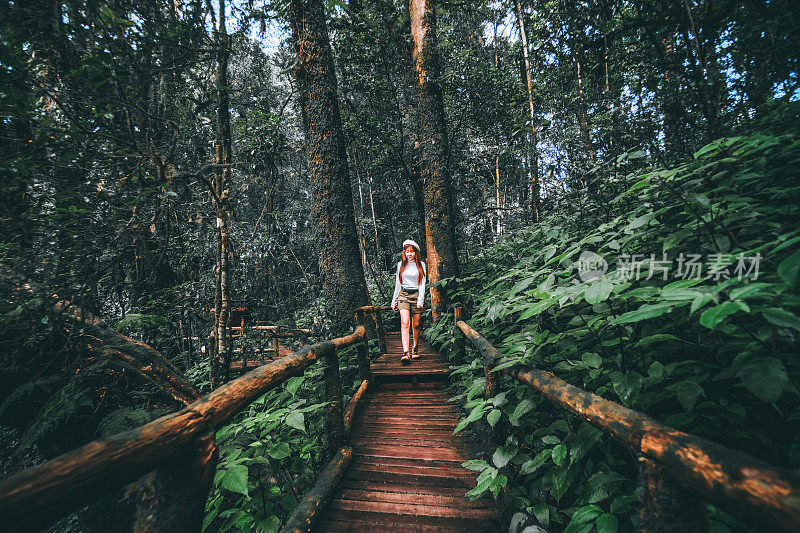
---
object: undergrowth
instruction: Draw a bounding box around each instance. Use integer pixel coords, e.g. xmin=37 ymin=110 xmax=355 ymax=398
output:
xmin=426 ymin=125 xmax=800 ymax=532
xmin=202 ymin=340 xmax=377 ymax=533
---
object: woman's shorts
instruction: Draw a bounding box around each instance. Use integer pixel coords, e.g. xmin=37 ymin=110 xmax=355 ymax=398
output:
xmin=397 ymin=289 xmax=423 ymax=314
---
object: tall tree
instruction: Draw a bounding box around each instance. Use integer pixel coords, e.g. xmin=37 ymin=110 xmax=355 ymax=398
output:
xmin=211 ymin=0 xmax=234 ymax=387
xmin=409 ymin=0 xmax=460 ymax=319
xmin=289 ymin=0 xmax=370 ymax=334
xmin=513 ymin=0 xmax=541 ymax=222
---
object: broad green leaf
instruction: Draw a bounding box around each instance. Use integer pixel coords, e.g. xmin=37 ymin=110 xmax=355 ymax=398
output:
xmin=510 ymin=277 xmax=536 ymax=296
xmin=221 ymin=464 xmax=249 ymax=497
xmin=532 ymin=502 xmax=549 ymax=527
xmin=690 ymin=294 xmax=714 ymax=315
xmin=491 ymin=391 xmax=507 ymax=407
xmin=762 ymin=308 xmax=800 ymax=332
xmin=553 ymin=463 xmax=578 ymax=502
xmin=489 ymin=474 xmax=508 ymax=496
xmin=519 ymin=299 xmax=555 ymax=320
xmin=551 ymin=444 xmax=567 ymax=466
xmin=611 ymin=302 xmax=675 ymax=324
xmin=635 ymin=334 xmax=683 ymax=348
xmin=668 ymin=380 xmax=704 ymax=411
xmin=688 ymin=193 xmax=710 ymax=208
xmin=582 ymin=352 xmax=602 ymax=368
xmin=268 ymin=442 xmax=291 ymax=460
xmin=453 ymin=418 xmax=470 ymax=435
xmin=285 ymin=411 xmax=305 ymax=432
xmin=465 ymin=471 xmax=494 ymax=499
xmin=778 ymin=251 xmax=800 ymax=286
xmin=736 ymin=357 xmax=797 ymax=403
xmin=511 ymin=398 xmax=534 ymax=422
xmin=774 ymin=235 xmax=800 ymax=253
xmin=466 ymin=403 xmax=486 ymax=423
xmin=596 ymin=514 xmax=619 ymax=533
xmin=520 ymin=449 xmax=551 ymax=475
xmin=462 ymin=459 xmax=490 ymax=472
xmin=613 ymin=372 xmax=642 ymax=404
xmin=584 ymin=279 xmax=613 ymax=304
xmin=285 ymin=376 xmax=305 ymax=396
xmin=729 ymin=283 xmax=775 ymax=300
xmin=699 ymin=301 xmax=744 ymax=329
xmin=564 ymin=505 xmax=601 ymax=533
xmin=648 ymin=361 xmax=664 ymax=379
xmin=627 ymin=213 xmax=654 ymax=230
xmin=493 ymin=444 xmax=518 ymax=468
xmin=487 ymin=408 xmax=501 ymax=428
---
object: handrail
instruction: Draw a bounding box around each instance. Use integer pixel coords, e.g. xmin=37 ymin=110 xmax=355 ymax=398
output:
xmin=453 ymin=313 xmax=800 ymax=531
xmin=0 ymin=325 xmax=366 ymax=531
xmin=279 ymin=447 xmax=354 ymax=533
xmin=357 ymin=305 xmax=389 ymax=354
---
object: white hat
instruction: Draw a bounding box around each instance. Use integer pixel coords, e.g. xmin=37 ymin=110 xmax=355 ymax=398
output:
xmin=402 ymin=239 xmax=421 ymax=252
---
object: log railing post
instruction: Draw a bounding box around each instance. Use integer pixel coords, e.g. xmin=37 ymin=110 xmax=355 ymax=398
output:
xmin=322 ymin=342 xmax=344 ymax=461
xmin=484 ymin=348 xmax=499 ymax=400
xmin=372 ymin=308 xmax=387 ymax=354
xmin=273 ymin=325 xmax=281 ymax=360
xmin=638 ymin=455 xmax=707 ymax=532
xmin=355 ymin=309 xmax=372 ymax=385
xmin=133 ymin=429 xmax=218 ymax=532
xmin=452 ymin=303 xmax=465 ymax=364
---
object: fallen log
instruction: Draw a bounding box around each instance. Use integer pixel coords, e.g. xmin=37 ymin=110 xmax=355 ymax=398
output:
xmin=1 ymin=263 xmax=199 ymax=405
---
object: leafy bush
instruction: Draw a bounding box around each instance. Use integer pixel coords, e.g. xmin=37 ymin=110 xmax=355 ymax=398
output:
xmin=427 ymin=130 xmax=800 ymax=532
xmin=203 ymin=343 xmax=371 ymax=532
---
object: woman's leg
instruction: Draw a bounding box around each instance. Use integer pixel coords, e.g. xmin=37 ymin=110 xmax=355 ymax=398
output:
xmin=411 ymin=313 xmax=422 ymax=354
xmin=399 ymin=309 xmax=411 ymax=353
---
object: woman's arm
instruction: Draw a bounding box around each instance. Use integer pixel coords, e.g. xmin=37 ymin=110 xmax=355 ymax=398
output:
xmin=417 ymin=262 xmax=426 ymax=308
xmin=391 ymin=262 xmax=402 ymax=308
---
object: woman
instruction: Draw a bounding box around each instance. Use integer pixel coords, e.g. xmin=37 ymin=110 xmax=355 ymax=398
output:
xmin=391 ymin=239 xmax=427 ymax=364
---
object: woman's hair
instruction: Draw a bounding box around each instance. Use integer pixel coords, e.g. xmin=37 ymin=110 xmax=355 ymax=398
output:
xmin=399 ymin=245 xmax=425 ymax=284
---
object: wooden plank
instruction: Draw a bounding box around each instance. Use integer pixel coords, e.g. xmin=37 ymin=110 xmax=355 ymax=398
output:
xmin=336 ymin=488 xmax=495 ymax=509
xmin=338 ymin=479 xmax=474 ymax=497
xmin=320 ymin=508 xmax=498 ymax=531
xmin=328 ymin=499 xmax=497 ymax=520
xmin=317 ymin=519 xmax=467 ymax=532
xmin=345 ymin=463 xmax=475 ymax=481
xmin=343 ymin=469 xmax=475 ymax=489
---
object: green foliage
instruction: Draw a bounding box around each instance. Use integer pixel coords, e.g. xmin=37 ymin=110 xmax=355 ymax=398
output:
xmin=203 ymin=343 xmax=369 ymax=532
xmin=430 ymin=129 xmax=800 ymax=531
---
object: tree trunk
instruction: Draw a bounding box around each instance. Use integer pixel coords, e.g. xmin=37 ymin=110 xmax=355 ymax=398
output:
xmin=289 ymin=0 xmax=371 ymax=334
xmin=513 ymin=0 xmax=541 ymax=222
xmin=571 ymin=45 xmax=592 ymax=161
xmin=409 ymin=0 xmax=460 ymax=320
xmin=211 ymin=0 xmax=234 ymax=388
xmin=679 ymin=0 xmax=717 ymax=137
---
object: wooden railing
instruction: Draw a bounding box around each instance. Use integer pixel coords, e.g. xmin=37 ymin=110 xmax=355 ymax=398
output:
xmin=229 ymin=325 xmax=312 ymax=365
xmin=0 ymin=313 xmax=375 ymax=533
xmin=451 ymin=303 xmax=800 ymax=532
xmin=356 ymin=305 xmax=390 ymax=355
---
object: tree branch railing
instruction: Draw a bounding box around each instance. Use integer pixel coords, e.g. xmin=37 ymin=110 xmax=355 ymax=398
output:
xmin=452 ymin=303 xmax=800 ymax=531
xmin=357 ymin=305 xmax=391 ymax=353
xmin=0 ymin=320 xmax=372 ymax=533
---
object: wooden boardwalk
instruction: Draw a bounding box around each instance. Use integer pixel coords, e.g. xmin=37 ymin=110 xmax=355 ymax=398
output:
xmin=317 ymin=332 xmax=500 ymax=532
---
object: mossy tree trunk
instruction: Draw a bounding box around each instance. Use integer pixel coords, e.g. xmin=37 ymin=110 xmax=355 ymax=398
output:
xmin=409 ymin=0 xmax=460 ymax=320
xmin=290 ymin=0 xmax=370 ymax=334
